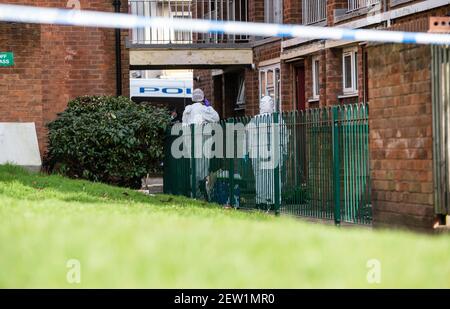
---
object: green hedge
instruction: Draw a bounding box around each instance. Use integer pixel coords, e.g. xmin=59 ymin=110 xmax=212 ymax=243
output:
xmin=44 ymin=96 xmax=171 ymax=188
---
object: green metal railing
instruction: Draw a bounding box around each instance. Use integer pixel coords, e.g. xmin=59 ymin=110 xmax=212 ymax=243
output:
xmin=164 ymin=103 xmax=371 ymax=225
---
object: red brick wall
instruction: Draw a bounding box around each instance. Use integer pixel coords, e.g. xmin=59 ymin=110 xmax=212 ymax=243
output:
xmin=193 ymin=69 xmax=213 ymax=104
xmin=245 ymin=67 xmax=259 ymax=115
xmin=0 ymin=22 xmax=45 ymax=153
xmin=303 ymin=51 xmax=326 ymax=108
xmin=245 ymin=39 xmax=281 ymax=116
xmin=0 ymin=0 xmax=129 ymax=155
xmin=254 ymin=40 xmax=281 ymax=64
xmin=368 ymin=43 xmax=434 ymax=231
xmin=327 ymin=0 xmax=347 ymax=26
xmin=278 ymin=0 xmax=302 ymax=112
xmin=188 ymin=1 xmax=448 ymax=232
xmin=248 ymin=0 xmax=264 ymax=23
xmin=280 ymin=61 xmax=293 ymax=111
xmin=283 ymin=0 xmax=301 ymax=24
xmin=366 ymin=4 xmax=450 ymax=231
xmin=302 ymin=48 xmax=356 ymax=108
xmin=325 ymin=48 xmax=342 ymax=106
xmin=304 ymin=56 xmax=313 ymax=107
xmin=358 ymin=45 xmax=367 ymax=103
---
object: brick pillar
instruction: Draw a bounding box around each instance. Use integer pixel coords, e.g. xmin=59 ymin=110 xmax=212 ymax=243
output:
xmin=245 ymin=67 xmax=259 ymax=116
xmin=281 ymin=61 xmax=294 ymax=111
xmin=283 ymin=0 xmax=301 ymax=24
xmin=304 ymin=55 xmax=313 ymax=108
xmin=248 ymin=0 xmax=265 ymax=23
xmin=280 ymin=0 xmax=301 ymax=111
xmin=325 ymin=48 xmax=342 ymax=106
xmin=327 ymin=0 xmax=347 ymax=26
xmin=358 ymin=44 xmax=367 ymax=103
xmin=193 ymin=70 xmax=214 ymax=103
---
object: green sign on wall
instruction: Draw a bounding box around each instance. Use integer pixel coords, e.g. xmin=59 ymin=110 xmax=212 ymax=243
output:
xmin=0 ymin=52 xmax=14 ymax=67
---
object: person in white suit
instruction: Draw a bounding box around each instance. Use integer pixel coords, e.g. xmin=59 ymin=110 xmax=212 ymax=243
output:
xmin=182 ymin=89 xmax=220 ymax=199
xmin=182 ymin=89 xmax=219 ymax=125
xmin=246 ymin=96 xmax=287 ymax=209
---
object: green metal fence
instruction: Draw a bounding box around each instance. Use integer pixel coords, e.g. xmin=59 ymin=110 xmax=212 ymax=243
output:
xmin=164 ymin=103 xmax=371 ymax=225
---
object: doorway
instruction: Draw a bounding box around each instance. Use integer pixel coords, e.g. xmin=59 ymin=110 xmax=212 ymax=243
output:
xmin=295 ymin=65 xmax=306 ymax=111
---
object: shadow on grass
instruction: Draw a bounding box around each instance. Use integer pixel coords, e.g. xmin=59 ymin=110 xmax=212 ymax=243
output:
xmin=0 ymin=164 xmax=214 ymax=208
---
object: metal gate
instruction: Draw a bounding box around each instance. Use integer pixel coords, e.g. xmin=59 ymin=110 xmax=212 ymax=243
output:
xmin=164 ymin=103 xmax=371 ymax=225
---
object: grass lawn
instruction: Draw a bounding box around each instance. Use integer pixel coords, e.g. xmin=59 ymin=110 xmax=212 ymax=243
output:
xmin=0 ymin=165 xmax=449 ymax=288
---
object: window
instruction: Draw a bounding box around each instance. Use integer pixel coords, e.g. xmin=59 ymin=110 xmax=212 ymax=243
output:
xmin=303 ymin=0 xmax=327 ymax=25
xmin=265 ymin=0 xmax=282 ymax=24
xmin=342 ymin=47 xmax=358 ymax=94
xmin=348 ymin=0 xmax=381 ymax=12
xmin=259 ymin=64 xmax=281 ymax=111
xmin=235 ymin=76 xmax=246 ymax=111
xmin=312 ymin=56 xmax=320 ymax=99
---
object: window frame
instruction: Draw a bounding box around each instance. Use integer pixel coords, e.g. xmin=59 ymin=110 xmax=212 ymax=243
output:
xmin=342 ymin=47 xmax=359 ymax=95
xmin=259 ymin=63 xmax=281 ymax=112
xmin=264 ymin=0 xmax=283 ymax=24
xmin=312 ymin=56 xmax=320 ymax=100
xmin=235 ymin=75 xmax=246 ymax=111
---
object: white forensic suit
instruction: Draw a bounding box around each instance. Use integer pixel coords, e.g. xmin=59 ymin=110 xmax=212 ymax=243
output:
xmin=246 ymin=96 xmax=287 ymax=206
xmin=182 ymin=102 xmax=220 ymax=125
xmin=182 ymin=89 xmax=220 ymax=198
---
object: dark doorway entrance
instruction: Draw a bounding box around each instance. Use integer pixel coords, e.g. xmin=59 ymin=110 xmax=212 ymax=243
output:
xmin=295 ymin=65 xmax=306 ymax=111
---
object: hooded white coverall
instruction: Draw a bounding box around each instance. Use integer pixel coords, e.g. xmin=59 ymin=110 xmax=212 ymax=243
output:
xmin=246 ymin=96 xmax=287 ymax=205
xmin=182 ymin=89 xmax=219 ymax=198
xmin=182 ymin=103 xmax=220 ymax=125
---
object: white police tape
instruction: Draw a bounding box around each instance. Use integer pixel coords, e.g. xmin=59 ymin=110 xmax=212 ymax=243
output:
xmin=0 ymin=3 xmax=450 ymax=45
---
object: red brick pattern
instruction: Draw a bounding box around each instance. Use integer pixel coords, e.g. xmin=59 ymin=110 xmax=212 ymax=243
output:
xmin=248 ymin=0 xmax=265 ymax=23
xmin=280 ymin=61 xmax=293 ymax=111
xmin=244 ymin=68 xmax=259 ymax=115
xmin=0 ymin=0 xmax=129 ymax=155
xmin=0 ymin=22 xmax=45 ymax=153
xmin=368 ymin=43 xmax=434 ymax=231
xmin=196 ymin=1 xmax=450 ymax=231
xmin=328 ymin=0 xmax=347 ymax=26
xmin=245 ymin=39 xmax=281 ymax=115
xmin=193 ymin=69 xmax=213 ymax=104
xmin=283 ymin=0 xmax=301 ymax=25
xmin=3 ymin=0 xmax=450 ymax=230
xmin=298 ymin=47 xmax=361 ymax=109
xmin=325 ymin=48 xmax=342 ymax=106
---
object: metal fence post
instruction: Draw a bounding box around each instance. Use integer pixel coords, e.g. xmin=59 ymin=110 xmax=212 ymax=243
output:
xmin=190 ymin=123 xmax=196 ymax=199
xmin=228 ymin=118 xmax=235 ymax=207
xmin=332 ymin=106 xmax=341 ymax=225
xmin=273 ymin=112 xmax=281 ymax=216
xmin=163 ymin=127 xmax=170 ymax=195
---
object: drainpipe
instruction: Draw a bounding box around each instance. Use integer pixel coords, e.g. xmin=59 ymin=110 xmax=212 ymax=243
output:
xmin=113 ymin=0 xmax=122 ymax=96
xmin=383 ymin=0 xmax=391 ymax=27
xmin=362 ymin=44 xmax=367 ymax=103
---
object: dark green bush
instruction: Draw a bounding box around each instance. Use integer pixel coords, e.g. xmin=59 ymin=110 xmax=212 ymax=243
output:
xmin=44 ymin=96 xmax=171 ymax=188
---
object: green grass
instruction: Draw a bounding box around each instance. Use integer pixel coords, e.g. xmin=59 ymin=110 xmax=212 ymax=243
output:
xmin=0 ymin=164 xmax=449 ymax=288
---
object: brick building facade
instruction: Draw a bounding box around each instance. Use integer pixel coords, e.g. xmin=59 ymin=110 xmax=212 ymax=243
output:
xmin=0 ymin=0 xmax=129 ymax=156
xmin=1 ymin=0 xmax=449 ymax=231
xmin=193 ymin=0 xmax=450 ymax=231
